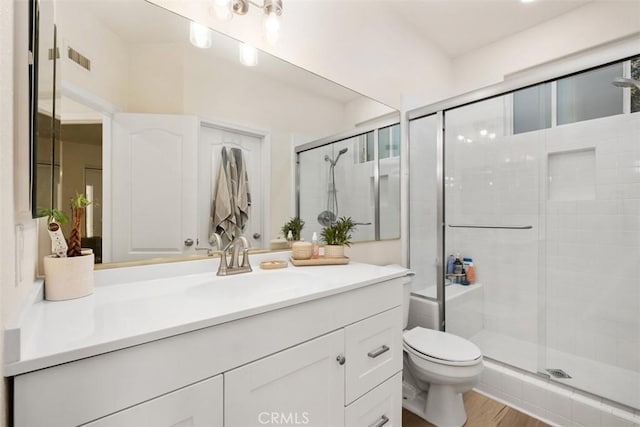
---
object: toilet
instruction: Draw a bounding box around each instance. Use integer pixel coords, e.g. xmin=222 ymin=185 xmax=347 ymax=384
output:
xmin=401 ymin=280 xmax=484 ymax=427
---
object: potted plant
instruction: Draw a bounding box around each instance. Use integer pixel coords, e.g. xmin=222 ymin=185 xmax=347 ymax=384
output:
xmin=281 ymin=217 xmax=305 ymax=242
xmin=39 ymin=193 xmax=94 ymax=301
xmin=320 ymin=216 xmax=356 ymax=258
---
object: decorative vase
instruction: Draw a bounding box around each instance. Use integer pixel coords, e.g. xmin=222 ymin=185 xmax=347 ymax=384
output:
xmin=324 ymin=244 xmax=345 ymax=259
xmin=43 ymin=253 xmax=95 ymax=301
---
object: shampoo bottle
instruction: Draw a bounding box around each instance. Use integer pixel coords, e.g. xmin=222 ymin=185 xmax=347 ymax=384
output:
xmin=446 ymin=254 xmax=455 ymax=275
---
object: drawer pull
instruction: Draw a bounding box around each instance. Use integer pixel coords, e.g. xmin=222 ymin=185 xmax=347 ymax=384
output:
xmin=367 ymin=345 xmax=390 ymax=358
xmin=368 ymin=415 xmax=389 ymax=427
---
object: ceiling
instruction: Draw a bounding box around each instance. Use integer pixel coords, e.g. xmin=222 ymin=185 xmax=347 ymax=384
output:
xmin=390 ymin=0 xmax=591 ymax=58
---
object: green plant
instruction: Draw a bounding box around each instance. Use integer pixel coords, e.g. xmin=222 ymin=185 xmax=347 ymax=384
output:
xmin=320 ymin=216 xmax=356 ymax=247
xmin=67 ymin=192 xmax=91 ymax=257
xmin=38 ymin=193 xmax=91 ymax=257
xmin=37 ymin=208 xmax=69 ymax=226
xmin=281 ymin=217 xmax=305 ymax=241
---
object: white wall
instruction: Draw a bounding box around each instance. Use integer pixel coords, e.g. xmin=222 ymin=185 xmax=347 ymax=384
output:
xmin=56 ymin=0 xmax=130 ymax=111
xmin=147 ymin=0 xmax=454 ymax=111
xmin=451 ymin=1 xmax=640 ymax=95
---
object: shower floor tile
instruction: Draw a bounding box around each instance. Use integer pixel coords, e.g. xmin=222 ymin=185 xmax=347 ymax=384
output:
xmin=469 ymin=329 xmax=640 ymax=410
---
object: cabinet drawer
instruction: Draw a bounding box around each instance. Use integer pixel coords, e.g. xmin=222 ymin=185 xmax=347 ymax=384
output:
xmin=345 ymin=372 xmax=402 ymax=427
xmin=84 ymin=375 xmax=223 ymax=427
xmin=345 ymin=307 xmax=402 ymax=404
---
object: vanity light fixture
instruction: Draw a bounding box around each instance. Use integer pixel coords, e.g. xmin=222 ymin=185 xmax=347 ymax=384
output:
xmin=211 ymin=0 xmax=283 ymax=45
xmin=189 ymin=21 xmax=213 ymax=49
xmin=239 ymin=43 xmax=258 ymax=66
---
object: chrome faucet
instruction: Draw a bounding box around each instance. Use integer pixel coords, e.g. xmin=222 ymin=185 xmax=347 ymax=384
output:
xmin=195 ymin=233 xmax=223 ymax=257
xmin=217 ymin=236 xmax=252 ymax=276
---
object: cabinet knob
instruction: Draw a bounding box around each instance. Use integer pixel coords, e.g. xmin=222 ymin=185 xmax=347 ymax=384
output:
xmin=336 ymin=355 xmax=346 ymax=365
xmin=184 ymin=238 xmax=194 ymax=247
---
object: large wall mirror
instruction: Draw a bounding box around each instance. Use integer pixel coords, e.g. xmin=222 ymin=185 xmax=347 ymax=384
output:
xmin=32 ymin=0 xmax=398 ymax=266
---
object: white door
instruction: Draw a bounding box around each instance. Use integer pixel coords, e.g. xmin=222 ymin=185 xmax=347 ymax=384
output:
xmin=197 ymin=123 xmax=263 ymax=249
xmin=111 ymin=113 xmax=198 ymax=261
xmin=224 ymin=330 xmax=345 ymax=427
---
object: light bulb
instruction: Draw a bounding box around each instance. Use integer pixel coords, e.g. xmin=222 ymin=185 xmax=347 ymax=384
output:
xmin=239 ymin=43 xmax=258 ymax=66
xmin=190 ymin=21 xmax=213 ymax=49
xmin=480 ymin=129 xmax=488 ymax=136
xmin=263 ymin=11 xmax=280 ymax=45
xmin=211 ymin=0 xmax=233 ymax=21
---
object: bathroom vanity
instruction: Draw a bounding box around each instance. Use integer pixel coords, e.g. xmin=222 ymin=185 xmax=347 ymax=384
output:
xmin=5 ymin=255 xmax=410 ymax=426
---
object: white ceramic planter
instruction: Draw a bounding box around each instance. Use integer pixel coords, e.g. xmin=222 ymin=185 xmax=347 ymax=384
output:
xmin=324 ymin=245 xmax=345 ymax=259
xmin=43 ymin=253 xmax=95 ymax=301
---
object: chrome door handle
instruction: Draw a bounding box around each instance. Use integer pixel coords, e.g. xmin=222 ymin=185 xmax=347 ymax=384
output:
xmin=184 ymin=238 xmax=194 ymax=247
xmin=336 ymin=354 xmax=346 ymax=365
xmin=367 ymin=345 xmax=389 ymax=358
xmin=368 ymin=415 xmax=389 ymax=427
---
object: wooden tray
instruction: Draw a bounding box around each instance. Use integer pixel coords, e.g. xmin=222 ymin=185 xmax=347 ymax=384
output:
xmin=259 ymin=260 xmax=288 ymax=270
xmin=289 ymin=256 xmax=349 ymax=266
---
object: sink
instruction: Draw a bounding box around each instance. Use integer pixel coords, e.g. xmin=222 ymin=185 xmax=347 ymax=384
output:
xmin=185 ymin=269 xmax=324 ymax=301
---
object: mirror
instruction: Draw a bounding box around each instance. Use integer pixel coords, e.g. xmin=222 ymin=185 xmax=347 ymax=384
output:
xmin=32 ymin=0 xmax=397 ymax=266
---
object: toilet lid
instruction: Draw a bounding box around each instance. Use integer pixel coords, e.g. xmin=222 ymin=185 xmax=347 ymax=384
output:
xmin=403 ymin=327 xmax=481 ymax=363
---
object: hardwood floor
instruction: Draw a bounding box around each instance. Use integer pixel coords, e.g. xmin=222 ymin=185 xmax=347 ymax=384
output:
xmin=402 ymin=391 xmax=549 ymax=427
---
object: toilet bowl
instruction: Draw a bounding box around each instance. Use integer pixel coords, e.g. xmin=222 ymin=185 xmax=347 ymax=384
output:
xmin=400 ymin=278 xmax=484 ymax=427
xmin=403 ymin=326 xmax=483 ymax=427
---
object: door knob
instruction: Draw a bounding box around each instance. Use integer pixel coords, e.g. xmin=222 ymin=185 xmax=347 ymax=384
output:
xmin=253 ymin=233 xmax=261 ymax=239
xmin=336 ymin=355 xmax=346 ymax=365
xmin=184 ymin=238 xmax=194 ymax=247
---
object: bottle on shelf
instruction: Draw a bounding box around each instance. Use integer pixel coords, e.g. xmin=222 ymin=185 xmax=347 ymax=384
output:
xmin=447 ymin=254 xmax=455 ymax=275
xmin=287 ymin=230 xmax=293 ymax=248
xmin=311 ymin=232 xmax=320 ymax=259
xmin=453 ymin=253 xmax=464 ymax=275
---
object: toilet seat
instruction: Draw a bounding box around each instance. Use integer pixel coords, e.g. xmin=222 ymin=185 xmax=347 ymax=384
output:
xmin=403 ymin=327 xmax=482 ymax=367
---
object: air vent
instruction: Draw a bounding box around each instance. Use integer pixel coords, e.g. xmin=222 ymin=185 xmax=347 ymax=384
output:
xmin=67 ymin=47 xmax=91 ymax=71
xmin=546 ymin=368 xmax=572 ymax=379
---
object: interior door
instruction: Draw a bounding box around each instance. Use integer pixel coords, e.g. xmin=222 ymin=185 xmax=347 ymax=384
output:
xmin=197 ymin=123 xmax=263 ymax=249
xmin=111 ymin=113 xmax=198 ymax=261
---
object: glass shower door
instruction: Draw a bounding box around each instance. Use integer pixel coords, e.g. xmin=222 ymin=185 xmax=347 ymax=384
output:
xmin=443 ymin=89 xmax=547 ymax=374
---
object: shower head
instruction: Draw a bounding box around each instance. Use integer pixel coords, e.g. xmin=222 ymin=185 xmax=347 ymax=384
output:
xmin=612 ymin=77 xmax=640 ymax=90
xmin=334 ymin=147 xmax=348 ymax=163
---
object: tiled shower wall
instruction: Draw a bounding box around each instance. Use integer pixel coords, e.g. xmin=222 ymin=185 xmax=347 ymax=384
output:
xmin=545 ymin=113 xmax=639 ymax=373
xmin=444 ymin=95 xmax=640 ymax=374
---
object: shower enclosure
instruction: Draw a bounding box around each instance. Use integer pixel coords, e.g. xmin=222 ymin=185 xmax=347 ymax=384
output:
xmin=297 ymin=117 xmax=401 ymax=242
xmin=409 ymin=53 xmax=640 ymax=413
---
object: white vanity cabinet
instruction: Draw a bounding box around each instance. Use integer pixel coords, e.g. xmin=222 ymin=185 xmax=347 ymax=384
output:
xmin=11 ymin=275 xmax=407 ymax=427
xmin=225 ymin=330 xmax=345 ymax=427
xmin=84 ymin=375 xmax=223 ymax=427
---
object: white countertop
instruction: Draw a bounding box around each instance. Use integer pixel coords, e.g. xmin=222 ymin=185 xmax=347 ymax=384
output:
xmin=5 ymin=253 xmax=410 ymax=376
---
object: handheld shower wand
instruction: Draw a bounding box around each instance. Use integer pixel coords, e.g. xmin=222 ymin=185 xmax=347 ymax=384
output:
xmin=318 ymin=147 xmax=349 ymax=226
